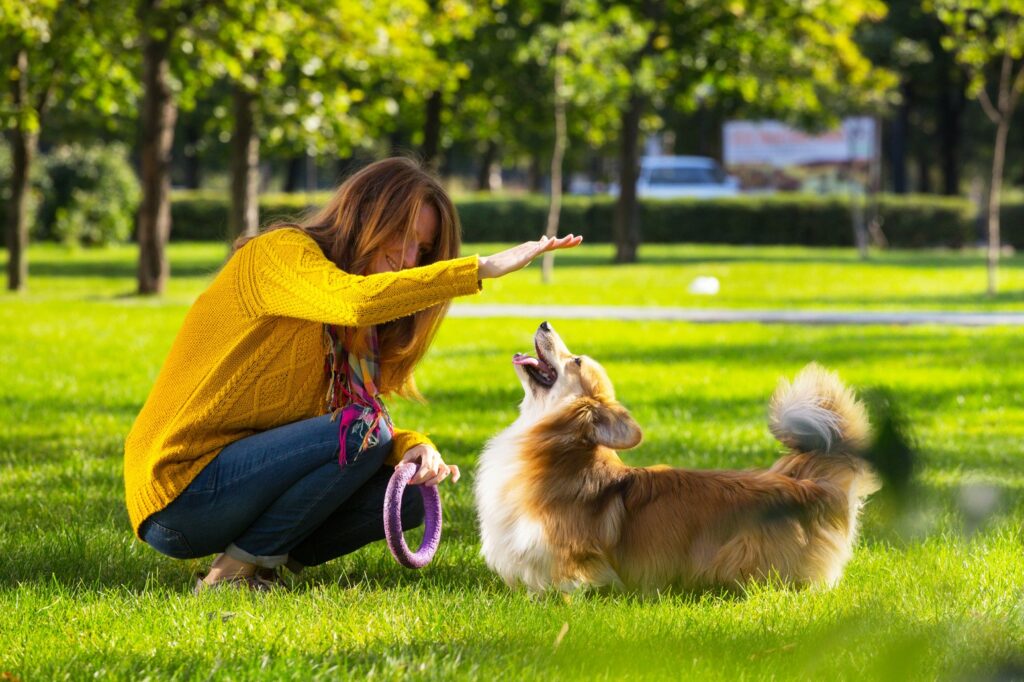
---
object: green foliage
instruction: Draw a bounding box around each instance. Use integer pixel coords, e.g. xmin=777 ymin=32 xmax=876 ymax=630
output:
xmin=164 ymin=191 xmax=983 ymax=248
xmin=38 ymin=145 xmax=141 ymax=247
xmin=0 ymin=0 xmax=137 ymax=136
xmin=182 ymin=0 xmax=483 ymax=159
xmin=928 ymin=0 xmax=1024 ymax=98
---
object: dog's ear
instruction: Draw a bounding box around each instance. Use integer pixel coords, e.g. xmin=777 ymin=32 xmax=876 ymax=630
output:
xmin=593 ymin=402 xmax=642 ymax=450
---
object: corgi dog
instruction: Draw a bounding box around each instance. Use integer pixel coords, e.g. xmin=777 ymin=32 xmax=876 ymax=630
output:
xmin=474 ymin=322 xmax=880 ymax=593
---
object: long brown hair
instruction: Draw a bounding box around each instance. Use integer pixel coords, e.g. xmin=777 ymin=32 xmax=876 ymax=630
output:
xmin=235 ymin=157 xmax=462 ymax=398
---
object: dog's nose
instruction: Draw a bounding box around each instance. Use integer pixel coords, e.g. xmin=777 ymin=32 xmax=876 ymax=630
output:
xmin=539 ymin=321 xmax=551 ymax=332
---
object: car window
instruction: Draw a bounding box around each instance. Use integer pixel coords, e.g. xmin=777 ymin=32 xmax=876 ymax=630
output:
xmin=646 ymin=166 xmax=725 ymax=185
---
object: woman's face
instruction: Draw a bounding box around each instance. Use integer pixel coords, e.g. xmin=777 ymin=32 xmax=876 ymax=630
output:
xmin=368 ymin=204 xmax=439 ymax=275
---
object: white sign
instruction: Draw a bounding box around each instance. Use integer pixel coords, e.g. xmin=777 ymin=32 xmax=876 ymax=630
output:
xmin=723 ymin=118 xmax=876 ymax=167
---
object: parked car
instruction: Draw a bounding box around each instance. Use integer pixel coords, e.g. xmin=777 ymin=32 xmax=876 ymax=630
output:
xmin=609 ymin=156 xmax=740 ymax=199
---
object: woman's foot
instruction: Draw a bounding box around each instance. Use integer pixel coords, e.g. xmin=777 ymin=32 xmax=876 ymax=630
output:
xmin=203 ymin=552 xmax=256 ymax=586
xmin=192 ymin=555 xmax=290 ymax=594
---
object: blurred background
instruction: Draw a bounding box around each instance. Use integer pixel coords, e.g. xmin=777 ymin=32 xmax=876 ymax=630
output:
xmin=1 ymin=0 xmax=1022 ymax=294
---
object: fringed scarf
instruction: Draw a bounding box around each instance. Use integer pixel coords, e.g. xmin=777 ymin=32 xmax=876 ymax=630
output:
xmin=324 ymin=324 xmax=394 ymax=467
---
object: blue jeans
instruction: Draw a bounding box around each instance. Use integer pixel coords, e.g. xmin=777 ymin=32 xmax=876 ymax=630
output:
xmin=139 ymin=414 xmax=424 ymax=569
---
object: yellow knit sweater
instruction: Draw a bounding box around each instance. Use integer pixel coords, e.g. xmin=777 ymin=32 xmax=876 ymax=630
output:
xmin=124 ymin=227 xmax=481 ymax=535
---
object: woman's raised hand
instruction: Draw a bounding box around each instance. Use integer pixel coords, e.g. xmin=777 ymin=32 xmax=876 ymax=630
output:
xmin=477 ymin=234 xmax=583 ymax=279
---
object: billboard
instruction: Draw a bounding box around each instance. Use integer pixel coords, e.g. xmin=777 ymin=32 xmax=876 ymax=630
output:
xmin=723 ymin=118 xmax=877 ymax=193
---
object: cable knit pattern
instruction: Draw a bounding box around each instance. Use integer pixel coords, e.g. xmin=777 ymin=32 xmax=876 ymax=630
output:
xmin=124 ymin=228 xmax=481 ymax=536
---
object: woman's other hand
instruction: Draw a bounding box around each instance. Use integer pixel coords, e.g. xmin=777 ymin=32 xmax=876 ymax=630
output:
xmin=477 ymin=234 xmax=583 ymax=279
xmin=400 ymin=443 xmax=460 ymax=486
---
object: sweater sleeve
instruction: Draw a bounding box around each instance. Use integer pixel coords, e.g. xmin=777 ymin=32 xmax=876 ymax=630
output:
xmin=238 ymin=228 xmax=480 ymax=325
xmin=388 ymin=428 xmax=435 ymax=467
xmin=385 ymin=428 xmax=432 ymax=464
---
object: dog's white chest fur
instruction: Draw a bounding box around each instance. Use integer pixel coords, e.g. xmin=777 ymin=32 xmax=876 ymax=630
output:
xmin=474 ymin=418 xmax=557 ymax=591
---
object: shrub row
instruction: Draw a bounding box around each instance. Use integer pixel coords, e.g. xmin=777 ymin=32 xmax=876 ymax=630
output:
xmin=169 ymin=190 xmax=1016 ymax=249
xmin=3 ymin=185 xmax=1020 ymax=249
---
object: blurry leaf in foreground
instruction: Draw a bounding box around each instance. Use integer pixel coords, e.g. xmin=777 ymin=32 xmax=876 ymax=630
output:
xmin=861 ymin=387 xmax=916 ymax=500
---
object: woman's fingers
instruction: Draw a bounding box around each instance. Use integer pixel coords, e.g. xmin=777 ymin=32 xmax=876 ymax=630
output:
xmin=403 ymin=445 xmax=459 ymax=486
xmin=421 ymin=463 xmax=451 ymax=487
xmin=539 ymin=233 xmax=582 ymax=252
xmin=479 ymin=234 xmax=583 ymax=279
xmin=410 ymin=460 xmax=437 ymax=485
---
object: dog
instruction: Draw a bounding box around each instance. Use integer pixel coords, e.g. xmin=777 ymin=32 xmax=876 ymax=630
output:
xmin=474 ymin=322 xmax=880 ymax=593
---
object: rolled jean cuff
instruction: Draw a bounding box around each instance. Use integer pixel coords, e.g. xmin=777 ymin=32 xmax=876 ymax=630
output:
xmin=225 ymin=542 xmax=289 ymax=569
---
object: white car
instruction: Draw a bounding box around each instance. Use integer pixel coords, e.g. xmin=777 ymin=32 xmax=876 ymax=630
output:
xmin=610 ymin=156 xmax=740 ymax=199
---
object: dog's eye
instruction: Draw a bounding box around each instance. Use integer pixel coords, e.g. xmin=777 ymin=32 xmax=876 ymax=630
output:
xmin=573 ymin=357 xmax=582 ymax=366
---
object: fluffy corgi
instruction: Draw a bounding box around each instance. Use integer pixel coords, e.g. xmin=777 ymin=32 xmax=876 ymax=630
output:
xmin=474 ymin=322 xmax=880 ymax=593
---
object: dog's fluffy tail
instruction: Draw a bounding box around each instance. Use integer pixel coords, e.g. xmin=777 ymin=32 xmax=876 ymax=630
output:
xmin=769 ymin=363 xmax=869 ymax=456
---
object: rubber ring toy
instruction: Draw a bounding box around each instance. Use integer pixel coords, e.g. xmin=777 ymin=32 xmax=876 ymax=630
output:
xmin=383 ymin=461 xmax=442 ymax=568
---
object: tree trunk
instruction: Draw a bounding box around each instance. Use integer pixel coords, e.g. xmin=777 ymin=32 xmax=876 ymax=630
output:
xmin=6 ymin=49 xmax=37 ymax=293
xmin=182 ymin=117 xmax=202 ymax=189
xmin=915 ymin=148 xmax=932 ymax=194
xmin=422 ymin=90 xmax=443 ymax=171
xmin=938 ymin=72 xmax=965 ymax=196
xmin=890 ymin=81 xmax=910 ymax=194
xmin=137 ymin=28 xmax=177 ymax=295
xmin=527 ymin=154 xmax=543 ymax=193
xmin=614 ymin=92 xmax=643 ymax=263
xmin=476 ymin=139 xmax=498 ymax=191
xmin=389 ymin=131 xmax=407 ymax=156
xmin=229 ymin=84 xmax=260 ymax=240
xmin=284 ymin=155 xmax=303 ymax=193
xmin=987 ymin=119 xmax=1009 ymax=296
xmin=541 ymin=38 xmax=567 ymax=284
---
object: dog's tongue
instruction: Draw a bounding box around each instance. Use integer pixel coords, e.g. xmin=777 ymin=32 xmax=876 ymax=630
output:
xmin=513 ymin=353 xmax=540 ymax=367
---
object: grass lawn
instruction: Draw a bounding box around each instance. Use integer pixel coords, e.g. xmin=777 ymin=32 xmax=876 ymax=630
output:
xmin=1 ymin=242 xmax=1022 ymax=679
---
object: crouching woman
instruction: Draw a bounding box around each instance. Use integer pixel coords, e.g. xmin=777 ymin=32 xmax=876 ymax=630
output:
xmin=123 ymin=157 xmax=581 ymax=591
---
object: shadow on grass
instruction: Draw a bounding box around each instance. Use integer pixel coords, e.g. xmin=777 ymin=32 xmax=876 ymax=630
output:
xmin=5 ymin=603 xmax=1014 ymax=680
xmin=3 ymin=466 xmax=1020 ymax=594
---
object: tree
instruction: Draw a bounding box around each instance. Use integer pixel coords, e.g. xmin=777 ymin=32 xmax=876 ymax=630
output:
xmin=186 ymin=0 xmax=468 ymax=242
xmin=0 ymin=0 xmax=136 ymax=291
xmin=521 ymin=0 xmax=646 ymax=279
xmin=135 ymin=0 xmax=213 ymax=295
xmin=931 ymin=0 xmax=1024 ymax=295
xmin=858 ymin=4 xmax=969 ymax=196
xmin=607 ymin=0 xmax=894 ymax=263
xmin=418 ymin=0 xmax=484 ymax=170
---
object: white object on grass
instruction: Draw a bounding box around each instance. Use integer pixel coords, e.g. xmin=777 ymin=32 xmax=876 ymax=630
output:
xmin=688 ymin=276 xmax=720 ymax=295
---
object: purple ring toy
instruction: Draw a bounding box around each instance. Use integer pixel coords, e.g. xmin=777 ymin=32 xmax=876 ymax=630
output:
xmin=384 ymin=462 xmax=442 ymax=568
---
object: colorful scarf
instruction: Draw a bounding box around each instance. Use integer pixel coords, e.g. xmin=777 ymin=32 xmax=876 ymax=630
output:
xmin=324 ymin=324 xmax=393 ymax=467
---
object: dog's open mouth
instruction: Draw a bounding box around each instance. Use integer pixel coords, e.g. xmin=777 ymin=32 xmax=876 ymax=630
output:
xmin=513 ymin=341 xmax=557 ymax=388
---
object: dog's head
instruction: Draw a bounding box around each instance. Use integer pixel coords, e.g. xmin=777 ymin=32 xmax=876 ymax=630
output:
xmin=512 ymin=322 xmax=642 ymax=450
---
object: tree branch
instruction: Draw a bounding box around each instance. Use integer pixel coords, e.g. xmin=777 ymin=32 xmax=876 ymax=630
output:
xmin=1011 ymin=58 xmax=1024 ymax=115
xmin=977 ymin=82 xmax=1001 ymax=124
xmin=997 ymin=48 xmax=1012 ymax=112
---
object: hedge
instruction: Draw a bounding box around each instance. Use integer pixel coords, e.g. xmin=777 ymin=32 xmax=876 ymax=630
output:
xmin=167 ymin=190 xmax=1001 ymax=249
xmin=4 ymin=188 xmax=1019 ymax=249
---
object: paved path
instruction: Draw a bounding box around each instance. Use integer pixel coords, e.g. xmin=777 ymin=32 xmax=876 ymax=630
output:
xmin=449 ymin=304 xmax=1024 ymax=326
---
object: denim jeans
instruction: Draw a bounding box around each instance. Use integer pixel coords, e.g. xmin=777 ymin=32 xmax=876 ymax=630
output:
xmin=139 ymin=414 xmax=424 ymax=569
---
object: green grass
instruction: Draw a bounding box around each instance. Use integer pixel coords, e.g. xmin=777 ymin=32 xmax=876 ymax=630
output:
xmin=1 ymin=243 xmax=1023 ymax=680
xmin=14 ymin=240 xmax=1024 ymax=309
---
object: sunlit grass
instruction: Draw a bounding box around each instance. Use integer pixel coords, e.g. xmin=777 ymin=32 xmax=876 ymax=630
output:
xmin=12 ymin=239 xmax=1024 ymax=309
xmin=1 ymin=244 xmax=1023 ymax=679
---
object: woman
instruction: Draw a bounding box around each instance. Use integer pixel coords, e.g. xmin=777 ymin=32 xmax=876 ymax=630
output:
xmin=124 ymin=157 xmax=581 ymax=591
